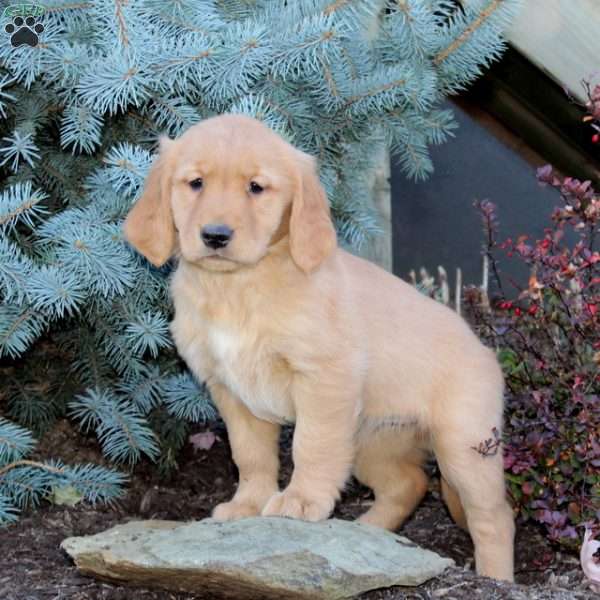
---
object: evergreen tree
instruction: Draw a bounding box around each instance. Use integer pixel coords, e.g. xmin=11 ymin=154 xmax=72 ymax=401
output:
xmin=0 ymin=0 xmax=520 ymax=525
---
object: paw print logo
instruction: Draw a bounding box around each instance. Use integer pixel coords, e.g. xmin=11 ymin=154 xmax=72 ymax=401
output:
xmin=5 ymin=15 xmax=44 ymax=47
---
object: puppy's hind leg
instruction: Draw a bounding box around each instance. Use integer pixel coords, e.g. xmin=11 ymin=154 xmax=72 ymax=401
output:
xmin=432 ymin=382 xmax=515 ymax=581
xmin=353 ymin=432 xmax=428 ymax=531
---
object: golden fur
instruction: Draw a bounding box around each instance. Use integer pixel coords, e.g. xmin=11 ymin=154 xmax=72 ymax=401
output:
xmin=123 ymin=114 xmax=515 ymax=581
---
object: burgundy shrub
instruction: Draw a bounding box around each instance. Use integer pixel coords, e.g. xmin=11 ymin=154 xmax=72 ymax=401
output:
xmin=465 ymin=169 xmax=600 ymax=547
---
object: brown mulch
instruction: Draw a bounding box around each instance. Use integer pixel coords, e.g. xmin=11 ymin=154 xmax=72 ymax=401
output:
xmin=0 ymin=419 xmax=595 ymax=600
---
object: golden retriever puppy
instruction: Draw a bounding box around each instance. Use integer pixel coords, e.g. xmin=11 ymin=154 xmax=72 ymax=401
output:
xmin=123 ymin=114 xmax=515 ymax=581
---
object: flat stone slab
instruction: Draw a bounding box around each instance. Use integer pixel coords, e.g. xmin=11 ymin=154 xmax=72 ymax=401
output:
xmin=61 ymin=517 xmax=454 ymax=599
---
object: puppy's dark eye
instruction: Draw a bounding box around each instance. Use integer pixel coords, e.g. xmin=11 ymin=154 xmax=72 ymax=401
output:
xmin=189 ymin=178 xmax=203 ymax=191
xmin=249 ymin=181 xmax=264 ymax=194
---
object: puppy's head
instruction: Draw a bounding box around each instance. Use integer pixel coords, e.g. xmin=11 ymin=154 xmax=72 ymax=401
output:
xmin=123 ymin=114 xmax=336 ymax=273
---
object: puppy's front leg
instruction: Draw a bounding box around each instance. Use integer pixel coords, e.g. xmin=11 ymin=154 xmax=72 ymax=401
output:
xmin=262 ymin=374 xmax=358 ymax=521
xmin=210 ymin=383 xmax=281 ymax=521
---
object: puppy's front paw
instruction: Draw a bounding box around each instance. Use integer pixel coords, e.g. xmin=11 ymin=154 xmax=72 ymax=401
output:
xmin=212 ymin=499 xmax=260 ymax=521
xmin=261 ymin=488 xmax=334 ymax=522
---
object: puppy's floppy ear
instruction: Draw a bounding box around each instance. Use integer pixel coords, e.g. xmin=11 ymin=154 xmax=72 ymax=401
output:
xmin=123 ymin=136 xmax=176 ymax=267
xmin=289 ymin=152 xmax=337 ymax=273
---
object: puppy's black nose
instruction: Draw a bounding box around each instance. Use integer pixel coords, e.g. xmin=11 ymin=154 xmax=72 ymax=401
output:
xmin=201 ymin=224 xmax=234 ymax=249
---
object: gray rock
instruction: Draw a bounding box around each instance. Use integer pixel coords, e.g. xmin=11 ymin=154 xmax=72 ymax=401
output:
xmin=61 ymin=517 xmax=454 ymax=599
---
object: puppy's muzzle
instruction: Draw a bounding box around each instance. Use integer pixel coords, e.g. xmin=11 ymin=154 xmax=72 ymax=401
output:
xmin=201 ymin=224 xmax=234 ymax=249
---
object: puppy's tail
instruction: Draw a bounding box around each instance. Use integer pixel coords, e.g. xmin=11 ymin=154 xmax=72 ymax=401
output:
xmin=441 ymin=476 xmax=468 ymax=531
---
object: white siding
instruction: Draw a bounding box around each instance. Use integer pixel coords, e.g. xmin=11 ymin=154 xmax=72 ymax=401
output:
xmin=506 ymin=0 xmax=600 ymax=102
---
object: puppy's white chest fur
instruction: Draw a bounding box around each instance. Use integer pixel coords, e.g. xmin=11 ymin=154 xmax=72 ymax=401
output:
xmin=170 ymin=285 xmax=295 ymax=426
xmin=207 ymin=323 xmax=294 ymax=424
xmin=169 ymin=262 xmax=298 ymax=424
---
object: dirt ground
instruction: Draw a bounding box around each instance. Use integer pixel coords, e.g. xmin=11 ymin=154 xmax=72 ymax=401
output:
xmin=0 ymin=419 xmax=596 ymax=600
